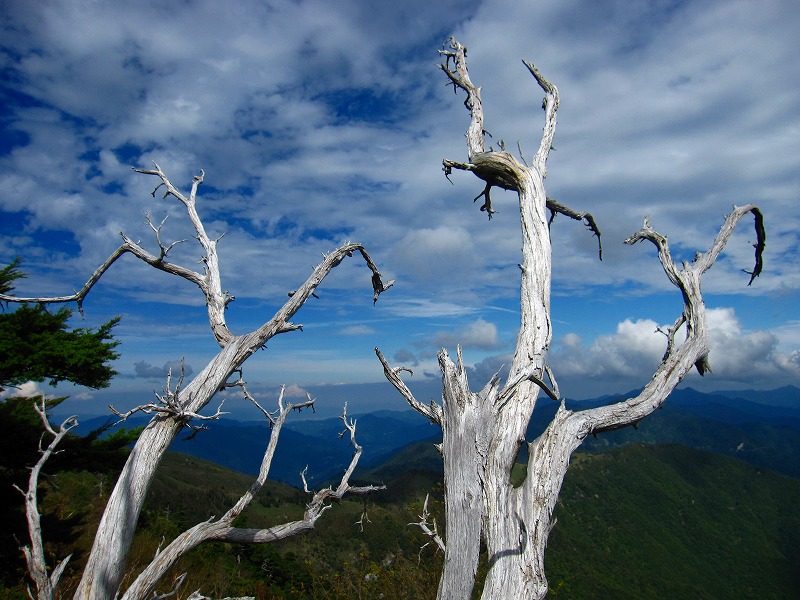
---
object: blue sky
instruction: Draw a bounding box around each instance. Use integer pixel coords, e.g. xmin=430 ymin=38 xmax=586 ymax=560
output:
xmin=1 ymin=0 xmax=798 ymax=417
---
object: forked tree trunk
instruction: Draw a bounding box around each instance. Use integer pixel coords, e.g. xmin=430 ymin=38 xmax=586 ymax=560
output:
xmin=68 ymin=237 xmax=391 ymax=599
xmin=2 ymin=165 xmax=393 ymax=600
xmin=378 ymin=37 xmax=764 ymax=600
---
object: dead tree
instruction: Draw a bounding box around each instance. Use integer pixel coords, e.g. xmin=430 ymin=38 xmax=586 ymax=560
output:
xmin=1 ymin=164 xmax=391 ymax=600
xmin=377 ymin=37 xmax=765 ymax=600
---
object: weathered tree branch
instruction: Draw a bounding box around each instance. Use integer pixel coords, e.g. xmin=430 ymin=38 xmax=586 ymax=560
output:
xmin=133 ymin=163 xmax=233 ymax=345
xmin=439 ymin=37 xmax=485 ymax=159
xmin=522 ymin=59 xmax=559 ymax=175
xmin=0 ymin=245 xmax=129 ymax=316
xmin=121 ymin=395 xmax=383 ymax=600
xmin=14 ymin=399 xmax=77 ymax=600
xmin=109 ymin=362 xmax=229 ymax=431
xmin=3 ymin=166 xmax=392 ymax=600
xmin=546 ymin=197 xmax=603 ymax=260
xmin=375 ymin=347 xmax=442 ymax=423
xmin=79 ymin=245 xmax=388 ymax=597
xmin=577 ymin=205 xmax=765 ymax=435
xmin=410 ymin=493 xmax=446 ymax=558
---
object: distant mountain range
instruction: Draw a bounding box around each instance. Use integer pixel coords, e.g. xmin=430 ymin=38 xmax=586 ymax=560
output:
xmin=567 ymin=386 xmax=800 ymax=478
xmin=75 ymin=385 xmax=800 ymax=485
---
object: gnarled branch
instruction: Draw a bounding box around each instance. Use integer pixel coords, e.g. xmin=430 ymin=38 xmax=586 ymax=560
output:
xmin=0 ymin=245 xmax=129 ymax=316
xmin=15 ymin=399 xmax=77 ymax=600
xmin=410 ymin=493 xmax=446 ymax=559
xmin=546 ymin=197 xmax=603 ymax=260
xmin=376 ymin=347 xmax=442 ymax=423
xmin=121 ymin=396 xmax=382 ymax=600
xmin=579 ymin=206 xmax=765 ymax=437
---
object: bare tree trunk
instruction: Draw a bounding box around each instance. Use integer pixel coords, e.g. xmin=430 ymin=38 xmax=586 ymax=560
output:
xmin=436 ymin=348 xmax=485 ymax=598
xmin=2 ymin=165 xmax=392 ymax=600
xmin=14 ymin=399 xmax=77 ymax=600
xmin=379 ymin=37 xmax=765 ymax=600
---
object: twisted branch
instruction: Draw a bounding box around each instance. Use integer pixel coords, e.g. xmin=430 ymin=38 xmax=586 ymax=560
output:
xmin=376 ymin=347 xmax=442 ymax=423
xmin=410 ymin=493 xmax=446 ymax=559
xmin=577 ymin=205 xmax=765 ymax=437
xmin=121 ymin=395 xmax=382 ymax=600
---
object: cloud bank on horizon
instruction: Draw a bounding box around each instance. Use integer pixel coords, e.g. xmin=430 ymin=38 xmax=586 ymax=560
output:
xmin=1 ymin=0 xmax=797 ymax=412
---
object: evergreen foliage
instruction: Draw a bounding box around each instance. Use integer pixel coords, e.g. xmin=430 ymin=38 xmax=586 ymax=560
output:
xmin=0 ymin=303 xmax=120 ymax=390
xmin=0 ymin=259 xmax=127 ymax=589
xmin=0 ymin=259 xmax=121 ymax=391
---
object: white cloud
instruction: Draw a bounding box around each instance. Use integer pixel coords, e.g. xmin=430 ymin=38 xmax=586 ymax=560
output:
xmin=430 ymin=318 xmax=500 ymax=351
xmin=552 ymin=307 xmax=800 ymax=396
xmin=553 ymin=318 xmax=665 ymax=379
xmin=704 ymin=307 xmax=800 ymax=382
xmin=0 ymin=381 xmax=50 ymax=399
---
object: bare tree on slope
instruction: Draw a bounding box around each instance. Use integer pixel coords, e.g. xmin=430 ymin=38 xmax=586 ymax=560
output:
xmin=1 ymin=164 xmax=391 ymax=600
xmin=376 ymin=37 xmax=765 ymax=600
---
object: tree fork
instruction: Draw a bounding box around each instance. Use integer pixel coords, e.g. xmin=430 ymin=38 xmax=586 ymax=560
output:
xmin=381 ymin=37 xmax=764 ymax=600
xmin=3 ymin=166 xmax=392 ymax=600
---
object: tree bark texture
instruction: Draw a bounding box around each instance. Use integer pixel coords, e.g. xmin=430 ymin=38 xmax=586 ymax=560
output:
xmin=379 ymin=37 xmax=764 ymax=600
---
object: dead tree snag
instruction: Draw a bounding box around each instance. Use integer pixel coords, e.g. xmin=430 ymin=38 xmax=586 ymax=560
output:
xmin=377 ymin=37 xmax=764 ymax=600
xmin=1 ymin=165 xmax=391 ymax=600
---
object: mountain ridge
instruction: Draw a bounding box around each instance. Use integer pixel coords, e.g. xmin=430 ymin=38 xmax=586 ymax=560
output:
xmin=72 ymin=385 xmax=800 ymax=484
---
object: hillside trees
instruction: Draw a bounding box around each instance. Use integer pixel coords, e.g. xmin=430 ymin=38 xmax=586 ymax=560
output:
xmin=0 ymin=166 xmax=391 ymax=599
xmin=376 ymin=37 xmax=765 ymax=599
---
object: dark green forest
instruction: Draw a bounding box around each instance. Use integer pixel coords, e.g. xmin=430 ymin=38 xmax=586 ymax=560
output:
xmin=1 ymin=407 xmax=798 ymax=599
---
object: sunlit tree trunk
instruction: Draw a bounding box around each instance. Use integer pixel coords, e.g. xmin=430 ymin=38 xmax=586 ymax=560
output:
xmin=2 ymin=165 xmax=391 ymax=600
xmin=378 ymin=37 xmax=764 ymax=599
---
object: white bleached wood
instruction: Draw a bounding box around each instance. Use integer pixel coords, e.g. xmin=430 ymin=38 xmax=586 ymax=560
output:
xmin=14 ymin=399 xmax=76 ymax=600
xmin=2 ymin=167 xmax=391 ymax=600
xmin=380 ymin=37 xmax=765 ymax=599
xmin=121 ymin=396 xmax=383 ymax=600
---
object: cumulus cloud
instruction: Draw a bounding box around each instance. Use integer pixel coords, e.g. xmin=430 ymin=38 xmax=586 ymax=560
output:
xmin=134 ymin=360 xmax=194 ymax=379
xmin=551 ymin=307 xmax=800 ymax=397
xmin=429 ymin=318 xmax=501 ymax=351
xmin=552 ymin=318 xmax=666 ymax=380
xmin=0 ymin=381 xmax=50 ymax=399
xmin=704 ymin=308 xmax=800 ymax=382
